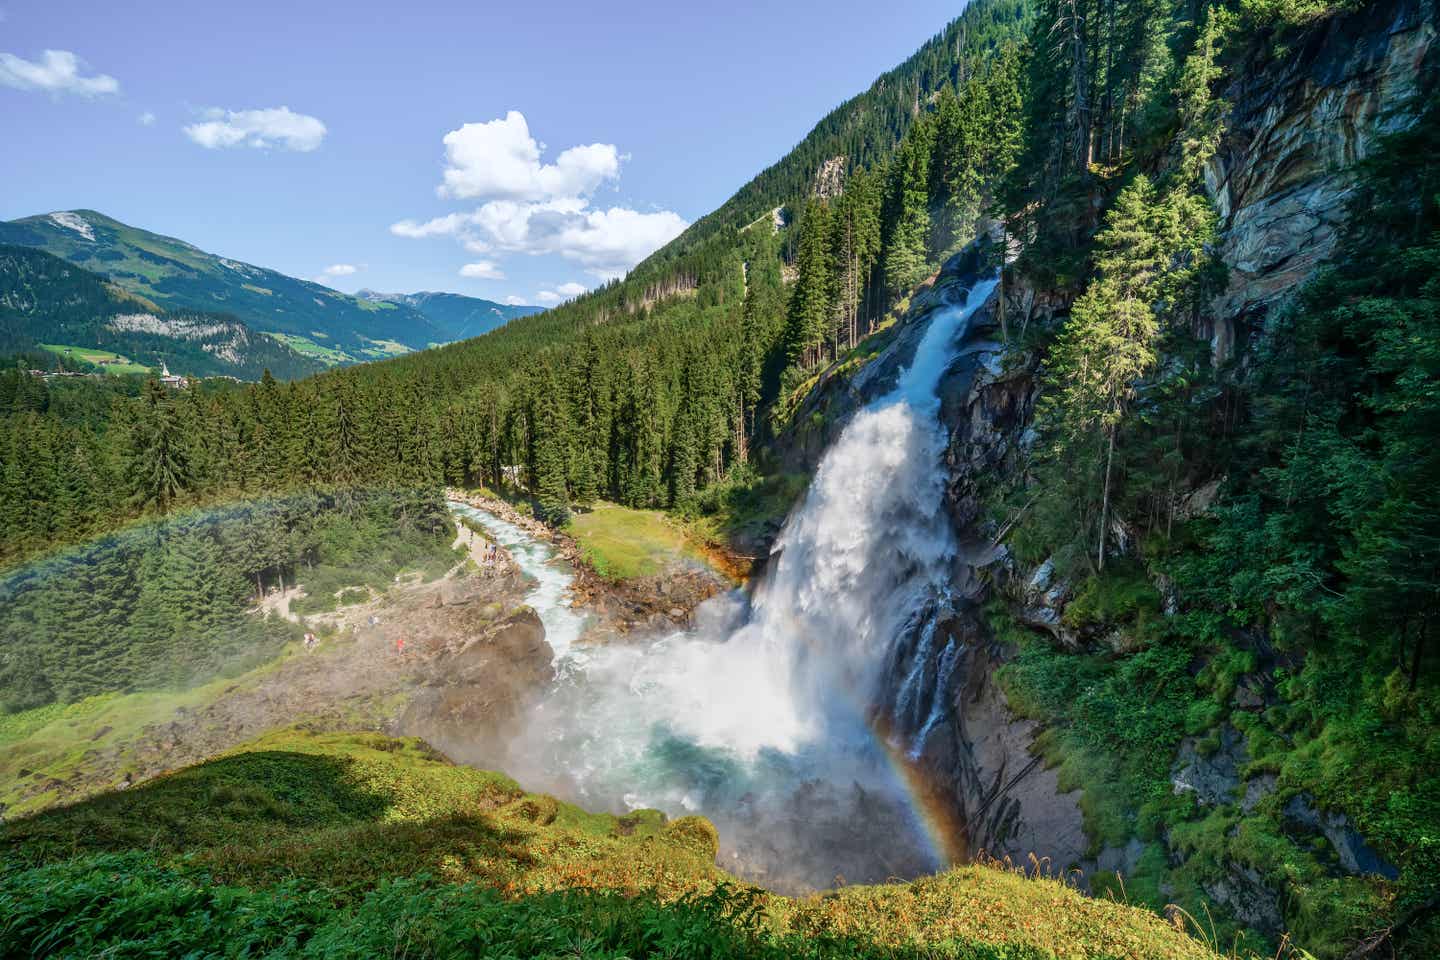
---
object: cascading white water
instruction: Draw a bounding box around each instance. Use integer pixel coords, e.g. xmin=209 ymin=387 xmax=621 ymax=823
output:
xmin=459 ymin=275 xmax=999 ymax=890
xmin=450 ymin=503 xmax=586 ymax=661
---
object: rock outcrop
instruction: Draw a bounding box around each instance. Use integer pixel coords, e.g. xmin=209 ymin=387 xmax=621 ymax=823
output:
xmin=1206 ymin=0 xmax=1437 ymax=361
xmin=399 ymin=606 xmax=555 ymax=767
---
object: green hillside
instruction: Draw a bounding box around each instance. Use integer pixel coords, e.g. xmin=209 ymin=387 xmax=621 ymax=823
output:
xmin=0 ymin=729 xmax=1220 ymax=960
xmin=0 ymin=244 xmax=323 ymax=381
xmin=638 ymin=0 xmax=1032 ymax=273
xmin=0 ymin=211 xmax=451 ymax=355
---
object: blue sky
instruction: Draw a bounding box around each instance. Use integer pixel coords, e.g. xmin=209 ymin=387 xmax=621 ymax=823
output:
xmin=2 ymin=0 xmax=966 ymax=306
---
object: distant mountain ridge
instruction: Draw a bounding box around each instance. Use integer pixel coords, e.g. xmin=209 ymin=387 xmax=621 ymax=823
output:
xmin=0 ymin=210 xmax=450 ymax=359
xmin=357 ymin=289 xmax=542 ymax=341
xmin=0 ymin=244 xmax=324 ymax=380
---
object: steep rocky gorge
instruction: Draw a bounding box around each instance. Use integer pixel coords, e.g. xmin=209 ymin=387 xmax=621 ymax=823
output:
xmin=777 ymin=0 xmax=1436 ymax=934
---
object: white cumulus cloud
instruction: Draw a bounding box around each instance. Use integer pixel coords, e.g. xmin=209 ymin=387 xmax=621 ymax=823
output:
xmin=458 ymin=260 xmax=504 ymax=280
xmin=502 ymin=295 xmax=529 ymax=306
xmin=542 ymin=206 xmax=688 ymax=280
xmin=390 ymin=212 xmax=472 ymax=239
xmin=184 ymin=106 xmax=326 ymax=152
xmin=312 ymin=263 xmax=358 ymax=284
xmin=438 ymin=111 xmax=620 ymax=202
xmin=391 ymin=111 xmax=687 ymax=281
xmin=0 ymin=49 xmax=118 ymax=97
xmin=138 ymin=111 xmax=156 ymax=126
xmin=534 ymin=282 xmax=589 ymax=305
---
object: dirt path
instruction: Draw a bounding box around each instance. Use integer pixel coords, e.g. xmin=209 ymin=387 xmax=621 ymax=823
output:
xmin=253 ymin=584 xmax=303 ymax=623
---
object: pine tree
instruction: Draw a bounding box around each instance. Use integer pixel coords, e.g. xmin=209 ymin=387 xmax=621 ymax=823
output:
xmin=530 ymin=364 xmax=571 ymax=524
xmin=126 ymin=380 xmax=193 ymax=515
xmin=785 ymin=199 xmax=835 ymax=369
xmin=883 ymin=120 xmax=935 ymax=299
xmin=1037 ymin=172 xmax=1217 ymax=569
xmin=831 ymin=168 xmax=883 ymax=351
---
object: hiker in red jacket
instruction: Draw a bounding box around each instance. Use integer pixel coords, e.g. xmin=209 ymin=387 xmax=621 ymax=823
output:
xmin=396 ymin=635 xmax=405 ymax=656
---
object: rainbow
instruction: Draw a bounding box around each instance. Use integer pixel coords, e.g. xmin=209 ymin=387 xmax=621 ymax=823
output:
xmin=869 ymin=717 xmax=970 ymax=873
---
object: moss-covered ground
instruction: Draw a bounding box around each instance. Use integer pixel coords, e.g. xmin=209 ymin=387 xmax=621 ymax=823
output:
xmin=990 ymin=558 xmax=1440 ymax=959
xmin=0 ymin=729 xmax=1223 ymax=959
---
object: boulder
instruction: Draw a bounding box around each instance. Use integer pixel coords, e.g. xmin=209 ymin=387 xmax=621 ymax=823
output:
xmin=1201 ymin=863 xmax=1285 ymax=933
xmin=1171 ymin=727 xmax=1248 ymax=807
xmin=1283 ymin=794 xmax=1399 ymax=879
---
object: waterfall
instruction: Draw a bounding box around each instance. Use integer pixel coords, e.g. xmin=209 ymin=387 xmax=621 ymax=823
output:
xmin=667 ymin=273 xmax=997 ymax=754
xmin=486 ymin=274 xmax=1000 ymax=891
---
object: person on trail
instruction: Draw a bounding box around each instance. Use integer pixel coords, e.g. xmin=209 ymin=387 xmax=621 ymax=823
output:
xmin=396 ymin=635 xmax=405 ymax=656
xmin=303 ymin=632 xmax=317 ymax=652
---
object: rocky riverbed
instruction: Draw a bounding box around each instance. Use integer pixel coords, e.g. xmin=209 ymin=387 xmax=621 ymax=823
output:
xmin=447 ymin=490 xmax=731 ymax=641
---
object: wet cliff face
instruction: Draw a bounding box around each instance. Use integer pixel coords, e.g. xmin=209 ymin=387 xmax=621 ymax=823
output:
xmin=879 ymin=0 xmax=1436 ymax=891
xmin=1207 ymin=0 xmax=1437 ymax=361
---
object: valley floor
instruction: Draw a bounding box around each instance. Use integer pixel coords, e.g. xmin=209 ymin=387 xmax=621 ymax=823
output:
xmin=2 ymin=494 xmax=737 ymax=823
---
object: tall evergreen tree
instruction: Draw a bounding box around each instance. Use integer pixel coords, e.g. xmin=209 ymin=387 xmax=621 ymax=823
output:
xmin=127 ymin=380 xmax=193 ymax=515
xmin=785 ymin=199 xmax=836 ymax=369
xmin=883 ymin=120 xmax=935 ymax=298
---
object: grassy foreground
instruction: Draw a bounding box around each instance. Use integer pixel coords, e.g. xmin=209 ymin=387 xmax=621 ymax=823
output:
xmin=0 ymin=729 xmax=1221 ymax=959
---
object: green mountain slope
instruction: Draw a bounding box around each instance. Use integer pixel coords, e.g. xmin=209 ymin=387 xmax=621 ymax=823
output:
xmin=636 ymin=0 xmax=1032 ymax=274
xmin=0 ymin=245 xmax=323 ymax=381
xmin=358 ymin=289 xmax=543 ymax=341
xmin=0 ymin=210 xmax=448 ymax=356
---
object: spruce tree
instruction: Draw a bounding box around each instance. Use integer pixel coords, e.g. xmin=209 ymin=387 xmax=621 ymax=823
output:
xmin=785 ymin=199 xmax=835 ymax=369
xmin=126 ymin=380 xmax=193 ymax=515
xmin=883 ymin=120 xmax=934 ymax=299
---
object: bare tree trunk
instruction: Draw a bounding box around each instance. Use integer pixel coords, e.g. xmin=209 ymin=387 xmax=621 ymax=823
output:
xmin=1062 ymin=0 xmax=1093 ymax=176
xmin=735 ymin=396 xmax=748 ymax=464
xmin=1098 ymin=428 xmax=1115 ymax=572
xmin=998 ymin=225 xmax=1009 ymax=344
xmin=1103 ymin=0 xmax=1115 ymax=161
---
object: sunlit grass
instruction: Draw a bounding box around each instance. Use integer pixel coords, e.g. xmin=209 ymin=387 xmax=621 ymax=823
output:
xmin=0 ymin=729 xmax=1224 ymax=959
xmin=567 ymin=500 xmax=707 ymax=580
xmin=0 ymin=650 xmax=299 ymax=818
xmin=38 ymin=343 xmax=149 ymax=375
xmin=263 ymin=331 xmax=354 ymax=365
